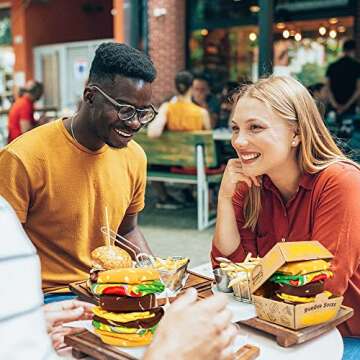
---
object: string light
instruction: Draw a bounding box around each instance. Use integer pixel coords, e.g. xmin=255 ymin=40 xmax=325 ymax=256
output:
xmin=249 ymin=32 xmax=257 ymax=41
xmin=319 ymin=26 xmax=327 ymax=36
xmin=329 ymin=29 xmax=337 ymax=39
xmin=294 ymin=33 xmax=302 ymax=42
xmin=282 ymin=30 xmax=290 ymax=39
xmin=249 ymin=5 xmax=260 ymax=13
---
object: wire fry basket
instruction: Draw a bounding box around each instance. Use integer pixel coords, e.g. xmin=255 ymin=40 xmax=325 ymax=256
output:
xmin=220 ymin=255 xmax=260 ymax=303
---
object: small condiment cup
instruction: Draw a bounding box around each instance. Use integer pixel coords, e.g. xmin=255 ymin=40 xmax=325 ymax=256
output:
xmin=213 ymin=268 xmax=233 ymax=293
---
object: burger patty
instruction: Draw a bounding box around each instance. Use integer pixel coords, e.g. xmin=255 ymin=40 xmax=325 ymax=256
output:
xmin=100 ymin=293 xmax=157 ymax=312
xmin=93 ymin=307 xmax=164 ymax=329
xmin=275 ymin=280 xmax=324 ymax=298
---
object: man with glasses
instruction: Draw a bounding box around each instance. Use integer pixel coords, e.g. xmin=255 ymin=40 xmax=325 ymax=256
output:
xmin=0 ymin=42 xmax=157 ymax=303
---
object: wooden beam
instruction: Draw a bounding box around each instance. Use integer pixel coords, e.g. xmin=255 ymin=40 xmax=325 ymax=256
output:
xmin=113 ymin=0 xmax=125 ymax=43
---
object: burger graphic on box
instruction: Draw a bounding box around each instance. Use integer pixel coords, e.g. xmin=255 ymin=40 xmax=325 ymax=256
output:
xmin=249 ymin=241 xmax=344 ymax=330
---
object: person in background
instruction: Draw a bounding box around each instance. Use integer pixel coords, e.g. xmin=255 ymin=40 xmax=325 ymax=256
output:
xmin=307 ymin=82 xmax=327 ymax=119
xmin=326 ymin=39 xmax=360 ymax=121
xmin=148 ymin=71 xmax=211 ymax=136
xmin=217 ymin=81 xmax=240 ymax=129
xmin=0 ymin=43 xmax=157 ymax=303
xmin=7 ymin=81 xmax=44 ymax=143
xmin=1 ymin=195 xmax=236 ymax=360
xmin=147 ymin=70 xmax=211 ymax=209
xmin=192 ymin=75 xmax=220 ymax=128
xmin=212 ymin=76 xmax=360 ymax=357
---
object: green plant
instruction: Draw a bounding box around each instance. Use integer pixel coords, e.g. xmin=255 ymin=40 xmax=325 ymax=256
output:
xmin=294 ymin=62 xmax=326 ymax=87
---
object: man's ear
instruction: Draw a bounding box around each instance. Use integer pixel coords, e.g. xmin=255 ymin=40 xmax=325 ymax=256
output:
xmin=83 ymin=87 xmax=94 ymax=104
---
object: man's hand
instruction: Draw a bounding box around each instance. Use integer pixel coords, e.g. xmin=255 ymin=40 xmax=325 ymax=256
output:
xmin=144 ymin=288 xmax=238 ymax=360
xmin=43 ymin=299 xmax=94 ymax=350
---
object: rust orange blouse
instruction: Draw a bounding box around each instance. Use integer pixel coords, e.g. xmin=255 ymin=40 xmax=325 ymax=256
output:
xmin=211 ymin=162 xmax=360 ymax=337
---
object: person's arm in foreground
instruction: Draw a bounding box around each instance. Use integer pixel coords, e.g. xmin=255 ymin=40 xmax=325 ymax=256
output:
xmin=311 ymin=166 xmax=360 ymax=296
xmin=117 ymin=212 xmax=153 ymax=255
xmin=212 ymin=159 xmax=259 ymax=264
xmin=147 ymin=102 xmax=168 ymax=138
xmin=144 ymin=288 xmax=237 ymax=360
xmin=44 ymin=299 xmax=94 ymax=350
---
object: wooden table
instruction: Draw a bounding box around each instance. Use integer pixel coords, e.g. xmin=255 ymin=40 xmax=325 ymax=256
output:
xmin=65 ymin=270 xmax=347 ymax=360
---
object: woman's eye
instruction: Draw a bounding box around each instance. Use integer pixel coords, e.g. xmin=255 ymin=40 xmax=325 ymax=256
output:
xmin=249 ymin=124 xmax=262 ymax=131
xmin=231 ymin=126 xmax=239 ymax=132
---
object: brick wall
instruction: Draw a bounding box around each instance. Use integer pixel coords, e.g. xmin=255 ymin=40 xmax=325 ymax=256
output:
xmin=148 ymin=0 xmax=186 ymax=104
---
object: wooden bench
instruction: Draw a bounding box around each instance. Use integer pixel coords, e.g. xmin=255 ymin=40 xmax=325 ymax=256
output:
xmin=135 ymin=130 xmax=223 ymax=230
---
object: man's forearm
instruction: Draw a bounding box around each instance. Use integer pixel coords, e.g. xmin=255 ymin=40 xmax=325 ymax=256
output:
xmin=121 ymin=226 xmax=153 ymax=256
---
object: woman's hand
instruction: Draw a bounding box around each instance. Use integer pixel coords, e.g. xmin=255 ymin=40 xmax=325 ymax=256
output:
xmin=219 ymin=159 xmax=260 ymax=198
xmin=43 ymin=299 xmax=94 ymax=350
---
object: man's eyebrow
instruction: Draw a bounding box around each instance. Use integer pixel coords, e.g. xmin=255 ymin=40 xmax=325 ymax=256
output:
xmin=115 ymin=98 xmax=152 ymax=108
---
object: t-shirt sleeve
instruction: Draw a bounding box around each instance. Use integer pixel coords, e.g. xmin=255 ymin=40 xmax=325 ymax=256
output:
xmin=126 ymin=145 xmax=147 ymax=214
xmin=311 ymin=166 xmax=360 ymax=296
xmin=0 ymin=149 xmax=31 ymax=223
xmin=211 ymin=183 xmax=257 ymax=267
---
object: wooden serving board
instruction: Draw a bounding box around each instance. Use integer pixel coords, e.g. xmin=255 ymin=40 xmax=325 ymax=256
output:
xmin=238 ymin=305 xmax=353 ymax=347
xmin=65 ymin=330 xmax=260 ymax=360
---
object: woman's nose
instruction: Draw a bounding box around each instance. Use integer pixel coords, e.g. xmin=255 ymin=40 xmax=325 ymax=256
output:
xmin=233 ymin=133 xmax=249 ymax=147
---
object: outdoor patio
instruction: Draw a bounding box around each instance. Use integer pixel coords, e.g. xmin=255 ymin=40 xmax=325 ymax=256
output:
xmin=139 ymin=188 xmax=214 ymax=268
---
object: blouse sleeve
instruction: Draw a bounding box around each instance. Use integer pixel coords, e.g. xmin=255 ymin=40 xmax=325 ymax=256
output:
xmin=211 ymin=183 xmax=257 ymax=268
xmin=311 ymin=165 xmax=360 ymax=296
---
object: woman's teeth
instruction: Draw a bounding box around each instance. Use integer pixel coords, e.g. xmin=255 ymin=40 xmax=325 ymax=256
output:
xmin=241 ymin=153 xmax=260 ymax=160
xmin=114 ymin=128 xmax=132 ymax=137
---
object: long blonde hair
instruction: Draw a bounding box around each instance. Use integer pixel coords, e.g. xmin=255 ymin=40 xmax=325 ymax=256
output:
xmin=233 ymin=76 xmax=359 ymax=231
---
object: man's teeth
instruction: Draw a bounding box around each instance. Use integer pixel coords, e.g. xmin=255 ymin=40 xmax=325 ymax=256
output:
xmin=241 ymin=153 xmax=260 ymax=160
xmin=114 ymin=128 xmax=132 ymax=137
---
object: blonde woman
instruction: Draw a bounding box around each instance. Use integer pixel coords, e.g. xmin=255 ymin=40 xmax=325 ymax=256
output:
xmin=212 ymin=76 xmax=360 ymax=353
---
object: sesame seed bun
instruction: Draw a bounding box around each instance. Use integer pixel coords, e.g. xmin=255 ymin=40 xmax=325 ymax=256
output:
xmin=91 ymin=245 xmax=132 ymax=270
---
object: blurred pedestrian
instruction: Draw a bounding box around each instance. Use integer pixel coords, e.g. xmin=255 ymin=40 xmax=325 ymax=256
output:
xmin=326 ymin=39 xmax=360 ymax=120
xmin=148 ymin=70 xmax=211 ymax=209
xmin=7 ymin=81 xmax=44 ymax=143
xmin=192 ymin=75 xmax=220 ymax=128
xmin=307 ymin=83 xmax=327 ymax=119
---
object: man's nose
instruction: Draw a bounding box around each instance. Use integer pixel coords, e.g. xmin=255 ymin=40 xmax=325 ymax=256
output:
xmin=126 ymin=114 xmax=142 ymax=130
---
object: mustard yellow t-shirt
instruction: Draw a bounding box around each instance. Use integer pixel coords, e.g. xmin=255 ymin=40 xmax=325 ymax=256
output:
xmin=166 ymin=100 xmax=205 ymax=131
xmin=0 ymin=119 xmax=146 ymax=293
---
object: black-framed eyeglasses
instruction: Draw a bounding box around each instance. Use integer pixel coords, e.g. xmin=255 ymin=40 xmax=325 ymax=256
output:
xmin=90 ymin=85 xmax=158 ymax=125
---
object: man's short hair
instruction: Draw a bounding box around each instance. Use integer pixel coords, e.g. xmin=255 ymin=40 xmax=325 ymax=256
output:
xmin=25 ymin=81 xmax=43 ymax=96
xmin=89 ymin=42 xmax=156 ymax=84
xmin=343 ymin=39 xmax=356 ymax=52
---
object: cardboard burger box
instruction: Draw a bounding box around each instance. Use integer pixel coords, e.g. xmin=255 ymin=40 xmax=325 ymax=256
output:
xmin=249 ymin=241 xmax=343 ymax=330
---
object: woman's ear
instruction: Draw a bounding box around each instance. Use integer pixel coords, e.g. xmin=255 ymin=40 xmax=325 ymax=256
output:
xmin=291 ymin=133 xmax=301 ymax=147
